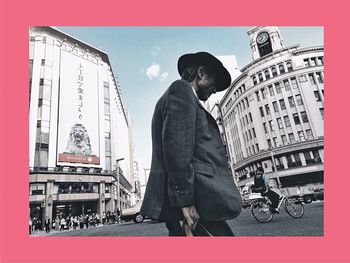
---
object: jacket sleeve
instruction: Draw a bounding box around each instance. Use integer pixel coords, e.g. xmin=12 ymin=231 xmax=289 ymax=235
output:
xmin=162 ymin=80 xmax=197 ymax=207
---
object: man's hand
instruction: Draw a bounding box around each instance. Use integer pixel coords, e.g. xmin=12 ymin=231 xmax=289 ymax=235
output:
xmin=181 ymin=205 xmax=199 ymax=231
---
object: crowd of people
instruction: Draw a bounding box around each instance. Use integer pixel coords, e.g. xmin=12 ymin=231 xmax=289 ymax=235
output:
xmin=29 ymin=209 xmax=122 ymax=235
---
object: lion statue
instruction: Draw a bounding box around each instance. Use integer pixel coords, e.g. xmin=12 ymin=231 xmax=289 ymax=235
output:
xmin=64 ymin=123 xmax=93 ymax=156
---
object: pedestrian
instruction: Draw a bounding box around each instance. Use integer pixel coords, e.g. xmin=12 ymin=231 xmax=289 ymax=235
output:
xmin=102 ymin=212 xmax=106 ymax=225
xmin=116 ymin=208 xmax=121 ymax=224
xmin=141 ymin=52 xmax=243 ymax=236
xmin=44 ymin=216 xmax=51 ymax=234
xmin=29 ymin=218 xmax=32 ymax=235
xmin=79 ymin=215 xmax=84 ymax=229
xmin=60 ymin=217 xmax=66 ymax=231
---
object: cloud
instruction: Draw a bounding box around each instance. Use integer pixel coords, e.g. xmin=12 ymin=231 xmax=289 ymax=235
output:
xmin=151 ymin=46 xmax=161 ymax=56
xmin=146 ymin=64 xmax=160 ymax=80
xmin=160 ymin=72 xmax=169 ymax=82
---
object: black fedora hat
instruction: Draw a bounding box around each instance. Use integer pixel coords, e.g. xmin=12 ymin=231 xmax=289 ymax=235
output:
xmin=177 ymin=51 xmax=231 ymax=91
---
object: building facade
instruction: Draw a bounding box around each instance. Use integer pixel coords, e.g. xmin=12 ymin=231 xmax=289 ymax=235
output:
xmin=29 ymin=27 xmax=136 ymax=226
xmin=220 ymin=26 xmax=324 ymax=195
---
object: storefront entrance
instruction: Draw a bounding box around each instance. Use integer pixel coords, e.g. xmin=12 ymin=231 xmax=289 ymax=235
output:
xmin=53 ymin=201 xmax=98 ymax=219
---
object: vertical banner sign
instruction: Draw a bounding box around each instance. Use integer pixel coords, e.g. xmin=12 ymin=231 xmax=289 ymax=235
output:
xmin=57 ymin=50 xmax=100 ymax=165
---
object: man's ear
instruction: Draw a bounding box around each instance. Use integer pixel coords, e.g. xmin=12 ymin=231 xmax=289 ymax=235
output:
xmin=197 ymin=66 xmax=205 ymax=79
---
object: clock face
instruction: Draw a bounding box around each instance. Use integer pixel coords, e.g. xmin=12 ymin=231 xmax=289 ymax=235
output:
xmin=257 ymin=32 xmax=269 ymax=44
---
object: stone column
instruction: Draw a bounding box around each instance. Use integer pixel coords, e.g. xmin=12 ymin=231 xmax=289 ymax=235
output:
xmin=98 ymin=181 xmax=106 ymax=222
xmin=44 ymin=180 xmax=55 ymax=227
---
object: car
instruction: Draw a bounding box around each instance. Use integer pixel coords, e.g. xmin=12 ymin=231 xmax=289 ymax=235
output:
xmin=241 ymin=182 xmax=262 ymax=209
xmin=313 ymin=188 xmax=324 ymax=201
xmin=120 ymin=201 xmax=145 ymax=223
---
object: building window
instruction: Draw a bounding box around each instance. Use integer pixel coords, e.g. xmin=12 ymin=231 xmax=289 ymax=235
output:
xmin=268 ymin=85 xmax=274 ymax=96
xmin=277 ymin=118 xmax=283 ymax=129
xmin=265 ymin=104 xmax=270 ymax=115
xmin=310 ymin=58 xmax=317 ymax=66
xmin=303 ymin=59 xmax=310 ymax=67
xmin=271 ymin=67 xmax=277 ymax=77
xmin=273 ymin=137 xmax=278 ymax=147
xmin=259 ymin=107 xmax=264 ymax=117
xmin=273 ymin=101 xmax=279 ymax=112
xmin=258 ymin=72 xmax=264 ymax=82
xmin=261 ymin=88 xmax=266 ymax=99
xmin=252 ymin=76 xmax=257 ymax=85
xmin=317 ymin=57 xmax=324 ymax=65
xmin=275 ymin=82 xmax=282 ymax=94
xmin=278 ymin=64 xmax=285 ymax=74
xmin=245 ymin=97 xmax=249 ymax=108
xmin=316 ymin=72 xmax=323 ymax=83
xmin=249 ymin=112 xmax=253 ymax=122
xmin=312 ymin=150 xmax=322 ymax=163
xmin=263 ymin=122 xmax=268 ymax=133
xmin=293 ymin=153 xmax=302 ymax=166
xmin=314 ymin=90 xmax=322 ymax=101
xmin=288 ymin=133 xmax=296 ymax=143
xmin=306 ymin=129 xmax=313 ymax=139
xmin=304 ymin=151 xmax=313 ymax=165
xmin=281 ymin=135 xmax=288 ymax=145
xmin=252 ymin=128 xmax=256 ymax=138
xmin=300 ymin=111 xmax=309 ymax=123
xmin=104 ymin=103 xmax=110 ymax=115
xmin=283 ymin=79 xmax=291 ymax=91
xmin=279 ymin=99 xmax=286 ymax=110
xmin=293 ymin=113 xmax=301 ymax=125
xmin=30 ymin=183 xmax=46 ymax=195
xmin=291 ymin=77 xmax=298 ymax=89
xmin=256 ymin=143 xmax=259 ymax=152
xmin=249 ymin=130 xmax=252 ymax=140
xmin=267 ymin=139 xmax=272 ymax=148
xmin=255 ymin=91 xmax=260 ymax=102
xmin=286 ymin=62 xmax=293 ymax=72
xmin=284 ymin=116 xmax=291 ymax=127
xmin=295 ymin=94 xmax=303 ymax=106
xmin=298 ymin=131 xmax=305 ymax=141
xmin=288 ymin=96 xmax=295 ymax=108
xmin=269 ymin=120 xmax=275 ymax=131
xmin=309 ymin=74 xmax=316 ymax=84
xmin=264 ymin=70 xmax=270 ymax=79
xmin=319 ymin=108 xmax=324 ymax=119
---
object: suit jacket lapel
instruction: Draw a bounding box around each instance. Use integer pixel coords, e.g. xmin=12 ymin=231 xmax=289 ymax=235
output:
xmin=196 ymin=100 xmax=220 ymax=131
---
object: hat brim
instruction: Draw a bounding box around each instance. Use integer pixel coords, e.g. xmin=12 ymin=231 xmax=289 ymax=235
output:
xmin=177 ymin=52 xmax=231 ymax=92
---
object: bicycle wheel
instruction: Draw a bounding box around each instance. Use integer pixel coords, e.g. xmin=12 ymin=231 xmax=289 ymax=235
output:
xmin=284 ymin=198 xmax=304 ymax=218
xmin=251 ymin=199 xmax=273 ymax=223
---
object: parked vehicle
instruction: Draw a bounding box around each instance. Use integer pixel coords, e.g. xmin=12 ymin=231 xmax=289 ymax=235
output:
xmin=241 ymin=183 xmax=262 ymax=209
xmin=120 ymin=201 xmax=145 ymax=223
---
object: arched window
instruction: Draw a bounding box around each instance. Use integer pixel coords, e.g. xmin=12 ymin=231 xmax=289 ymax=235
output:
xmin=286 ymin=62 xmax=293 ymax=72
xmin=252 ymin=76 xmax=257 ymax=85
xmin=279 ymin=64 xmax=285 ymax=74
xmin=271 ymin=67 xmax=277 ymax=77
xmin=258 ymin=73 xmax=263 ymax=82
xmin=264 ymin=70 xmax=270 ymax=79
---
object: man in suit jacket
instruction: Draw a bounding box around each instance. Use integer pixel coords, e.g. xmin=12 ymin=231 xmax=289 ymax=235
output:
xmin=141 ymin=52 xmax=242 ymax=236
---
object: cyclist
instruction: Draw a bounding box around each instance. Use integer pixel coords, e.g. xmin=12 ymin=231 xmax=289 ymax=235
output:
xmin=253 ymin=167 xmax=280 ymax=213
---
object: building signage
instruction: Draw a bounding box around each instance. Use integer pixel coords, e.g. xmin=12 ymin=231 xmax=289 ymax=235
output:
xmin=57 ymin=50 xmax=100 ymax=165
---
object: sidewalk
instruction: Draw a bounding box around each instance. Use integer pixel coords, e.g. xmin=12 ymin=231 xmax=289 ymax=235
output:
xmin=30 ymin=224 xmax=106 ymax=237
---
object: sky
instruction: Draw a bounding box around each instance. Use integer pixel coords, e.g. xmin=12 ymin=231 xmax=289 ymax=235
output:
xmin=56 ymin=26 xmax=324 ymax=170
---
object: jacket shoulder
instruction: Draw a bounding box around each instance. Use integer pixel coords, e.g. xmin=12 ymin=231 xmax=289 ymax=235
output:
xmin=168 ymin=79 xmax=193 ymax=94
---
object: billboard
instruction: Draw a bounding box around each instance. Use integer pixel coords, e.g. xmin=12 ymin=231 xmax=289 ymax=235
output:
xmin=57 ymin=50 xmax=100 ymax=166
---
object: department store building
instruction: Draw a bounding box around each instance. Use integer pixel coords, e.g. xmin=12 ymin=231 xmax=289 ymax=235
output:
xmin=220 ymin=26 xmax=324 ymax=195
xmin=29 ymin=27 xmax=138 ymax=224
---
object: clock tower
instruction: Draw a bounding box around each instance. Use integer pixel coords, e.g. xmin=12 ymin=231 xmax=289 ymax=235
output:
xmin=248 ymin=26 xmax=284 ymax=60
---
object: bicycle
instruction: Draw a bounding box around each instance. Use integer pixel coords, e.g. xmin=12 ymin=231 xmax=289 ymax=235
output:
xmin=250 ymin=188 xmax=304 ymax=223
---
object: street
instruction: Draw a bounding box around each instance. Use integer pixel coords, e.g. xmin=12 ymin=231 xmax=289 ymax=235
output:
xmin=35 ymin=202 xmax=323 ymax=237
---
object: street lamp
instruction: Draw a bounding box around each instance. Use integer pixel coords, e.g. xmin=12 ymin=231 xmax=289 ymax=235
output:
xmin=269 ymin=148 xmax=281 ymax=187
xmin=113 ymin=158 xmax=124 ymax=211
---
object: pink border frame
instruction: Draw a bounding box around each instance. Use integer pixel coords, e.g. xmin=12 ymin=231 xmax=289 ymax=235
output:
xmin=1 ymin=0 xmax=349 ymax=262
